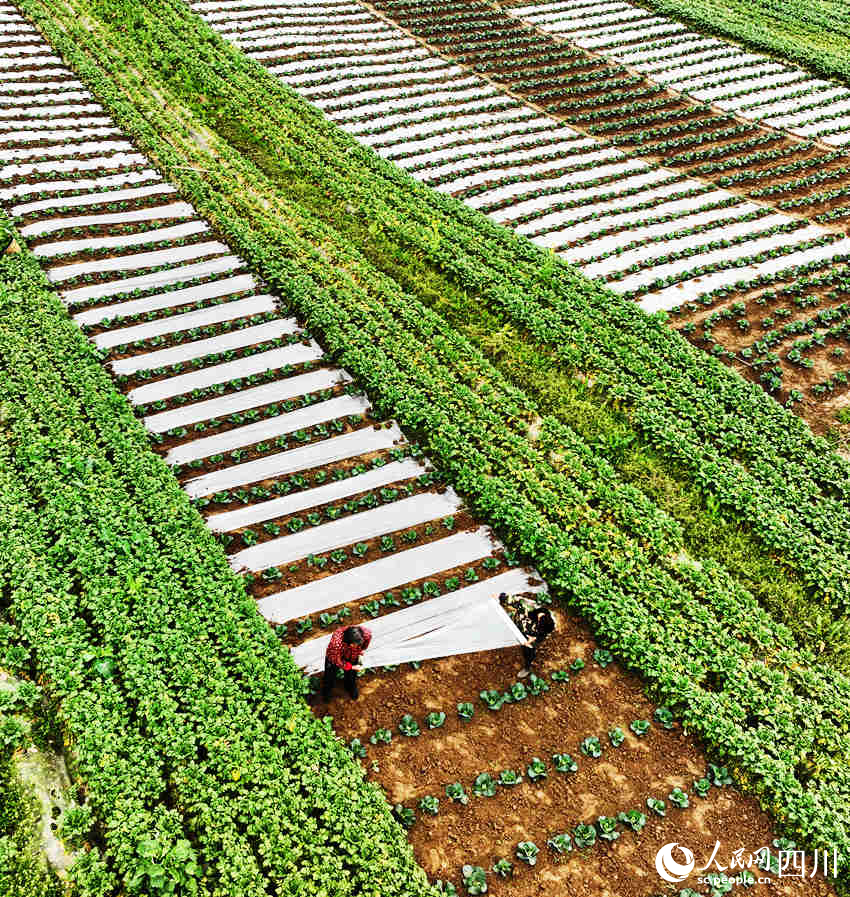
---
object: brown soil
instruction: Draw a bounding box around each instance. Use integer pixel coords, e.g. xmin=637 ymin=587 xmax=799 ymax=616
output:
xmin=305 ymin=608 xmax=836 ymax=896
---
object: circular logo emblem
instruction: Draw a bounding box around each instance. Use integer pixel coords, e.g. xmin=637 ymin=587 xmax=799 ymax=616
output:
xmin=656 ymin=842 xmax=696 ymax=883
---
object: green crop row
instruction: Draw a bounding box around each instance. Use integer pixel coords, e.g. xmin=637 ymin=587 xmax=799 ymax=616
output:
xmin=0 ymin=250 xmax=433 ymax=897
xmin=632 ymin=0 xmax=850 ymax=88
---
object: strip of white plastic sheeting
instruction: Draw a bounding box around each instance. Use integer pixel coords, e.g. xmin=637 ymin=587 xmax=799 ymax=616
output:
xmin=257 ymin=526 xmax=496 ymax=622
xmin=290 ymin=570 xmax=537 ymax=673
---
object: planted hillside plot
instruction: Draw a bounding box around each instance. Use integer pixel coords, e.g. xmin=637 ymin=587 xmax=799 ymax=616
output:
xmin=508 ymin=0 xmax=850 ymax=146
xmin=1 ymin=1 xmax=848 ymax=893
xmin=187 ymin=0 xmax=850 ymax=427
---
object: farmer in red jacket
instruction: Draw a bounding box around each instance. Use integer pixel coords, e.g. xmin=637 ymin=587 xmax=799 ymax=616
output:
xmin=322 ymin=625 xmax=372 ymax=701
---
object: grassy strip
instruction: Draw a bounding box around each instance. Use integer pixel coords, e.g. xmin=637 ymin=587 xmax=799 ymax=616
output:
xmin=0 ymin=250 xmax=432 ymax=896
xmin=4 ymin=12 xmax=850 ymax=878
xmin=631 ymin=0 xmax=850 ymax=88
xmin=19 ymin=0 xmax=850 ymax=668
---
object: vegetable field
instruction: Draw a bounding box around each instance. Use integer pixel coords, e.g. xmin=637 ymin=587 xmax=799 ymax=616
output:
xmin=0 ymin=0 xmax=849 ymax=894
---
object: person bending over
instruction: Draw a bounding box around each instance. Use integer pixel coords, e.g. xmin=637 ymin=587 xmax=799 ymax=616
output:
xmin=500 ymin=593 xmax=555 ymax=678
xmin=322 ymin=625 xmax=372 ymax=701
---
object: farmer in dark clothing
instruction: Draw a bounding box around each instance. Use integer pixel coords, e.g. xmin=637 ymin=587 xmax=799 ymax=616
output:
xmin=322 ymin=625 xmax=372 ymax=701
xmin=500 ymin=593 xmax=556 ymax=678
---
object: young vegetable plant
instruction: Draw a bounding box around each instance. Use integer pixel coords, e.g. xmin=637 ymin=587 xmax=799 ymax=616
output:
xmin=570 ymin=658 xmax=585 ymax=672
xmin=527 ymin=673 xmax=549 ymax=696
xmin=580 ymin=736 xmax=603 ymax=758
xmin=630 ymin=720 xmax=651 ymax=737
xmin=608 ymin=727 xmax=625 ymax=747
xmin=617 ymin=810 xmax=647 ymax=832
xmin=573 ymin=824 xmax=597 ymax=848
xmin=693 ymin=778 xmax=712 ymax=798
xmin=419 ymin=796 xmax=439 ymax=815
xmin=647 ymin=797 xmax=667 ymax=817
xmin=393 ymin=804 xmax=415 ymax=829
xmin=370 ymin=728 xmax=392 ymax=745
xmin=491 ymin=858 xmax=513 ymax=878
xmin=654 ymin=707 xmax=675 ymax=729
xmin=548 ymin=833 xmax=573 ymax=854
xmin=669 ymin=788 xmax=690 ymax=809
xmin=462 ymin=865 xmax=487 ymax=895
xmin=399 ymin=715 xmax=421 ymax=737
xmin=596 ymin=816 xmax=620 ymax=842
xmin=516 ymin=842 xmax=540 ymax=866
xmin=473 ymin=773 xmax=497 ymax=798
xmin=498 ymin=769 xmax=523 ymax=786
xmin=457 ymin=702 xmax=475 ymax=720
xmin=709 ymin=764 xmax=733 ymax=786
xmin=348 ymin=738 xmax=366 ymax=759
xmin=479 ymin=689 xmax=505 ymax=711
xmin=426 ymin=711 xmax=447 ymax=730
xmin=553 ymin=753 xmax=578 ymax=774
xmin=550 ymin=670 xmax=569 ymax=683
xmin=504 ymin=682 xmax=528 ymax=703
xmin=593 ymin=648 xmax=613 ymax=667
xmin=527 ymin=758 xmax=548 ymax=782
xmin=446 ymin=783 xmax=469 ymax=805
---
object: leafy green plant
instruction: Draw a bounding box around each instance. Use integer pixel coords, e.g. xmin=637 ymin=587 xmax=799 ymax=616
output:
xmin=348 ymin=738 xmax=367 ymax=759
xmin=550 ymin=670 xmax=569 ymax=683
xmin=608 ymin=727 xmax=625 ymax=747
xmin=516 ymin=842 xmax=539 ymax=866
xmin=504 ymin=682 xmax=528 ymax=703
xmin=393 ymin=804 xmax=415 ymax=829
xmin=617 ymin=809 xmax=647 ymax=832
xmin=547 ymin=832 xmax=573 ymax=854
xmin=479 ymin=689 xmax=505 ymax=711
xmin=462 ymin=864 xmax=487 ymax=895
xmin=593 ymin=648 xmax=613 ymax=667
xmin=647 ymin=797 xmax=666 ymax=817
xmin=596 ymin=816 xmax=620 ymax=842
xmin=127 ymin=838 xmax=201 ymax=896
xmin=527 ymin=673 xmax=549 ymax=696
xmin=457 ymin=702 xmax=475 ymax=720
xmin=629 ymin=720 xmax=650 ymax=737
xmin=446 ymin=783 xmax=469 ymax=805
xmin=693 ymin=777 xmax=712 ymax=798
xmin=370 ymin=728 xmax=392 ymax=745
xmin=709 ymin=764 xmax=733 ymax=786
xmin=580 ymin=736 xmax=603 ymax=758
xmin=654 ymin=707 xmax=675 ymax=729
xmin=473 ymin=773 xmax=497 ymax=798
xmin=569 ymin=659 xmax=585 ymax=673
xmin=491 ymin=858 xmax=513 ymax=878
xmin=526 ymin=758 xmax=548 ymax=782
xmin=398 ymin=715 xmax=420 ymax=737
xmin=498 ymin=769 xmax=522 ymax=786
xmin=425 ymin=711 xmax=447 ymax=730
xmin=553 ymin=753 xmax=578 ymax=774
xmin=418 ymin=795 xmax=440 ymax=815
xmin=669 ymin=788 xmax=690 ymax=809
xmin=573 ymin=824 xmax=597 ymax=848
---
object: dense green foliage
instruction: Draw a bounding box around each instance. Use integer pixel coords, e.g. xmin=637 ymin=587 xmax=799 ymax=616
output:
xmin=634 ymin=0 xmax=850 ymax=86
xmin=0 ymin=249 xmax=432 ymax=897
xmin=22 ymin=0 xmax=850 ymax=670
xmin=12 ymin=0 xmax=850 ymax=875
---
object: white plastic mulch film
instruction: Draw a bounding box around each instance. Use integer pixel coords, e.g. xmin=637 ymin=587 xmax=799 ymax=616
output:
xmin=290 ymin=589 xmax=527 ymax=674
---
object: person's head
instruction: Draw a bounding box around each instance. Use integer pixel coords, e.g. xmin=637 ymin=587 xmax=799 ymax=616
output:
xmin=498 ymin=592 xmax=508 ymax=601
xmin=530 ymin=608 xmax=553 ymax=626
xmin=343 ymin=625 xmax=366 ymax=646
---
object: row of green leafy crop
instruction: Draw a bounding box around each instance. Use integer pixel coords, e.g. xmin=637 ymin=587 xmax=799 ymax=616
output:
xmin=33 ymin=0 xmax=850 ymax=631
xmin=631 ymin=0 xmax=850 ymax=87
xmin=0 ymin=249 xmax=434 ymax=897
xmin=13 ymin=0 xmax=850 ymax=874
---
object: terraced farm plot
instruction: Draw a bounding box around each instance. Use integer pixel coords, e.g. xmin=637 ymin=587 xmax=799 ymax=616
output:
xmin=188 ymin=0 xmax=850 ymax=427
xmin=1 ymin=2 xmax=846 ymax=894
xmin=4 ymin=0 xmax=850 ymax=895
